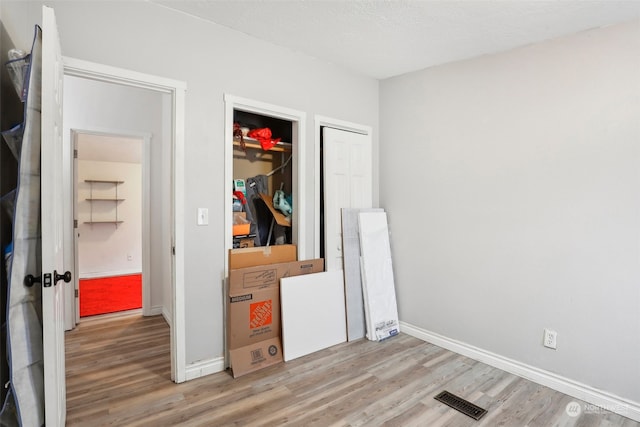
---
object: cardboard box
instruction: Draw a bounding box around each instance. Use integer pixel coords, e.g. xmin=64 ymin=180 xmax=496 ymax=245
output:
xmin=228 ymin=286 xmax=280 ymax=350
xmin=236 ymin=237 xmax=254 ymax=248
xmin=259 ymin=193 xmax=291 ymax=227
xmin=229 ymin=244 xmax=296 ymax=270
xmin=227 ymin=257 xmax=324 ymax=377
xmin=229 ymin=337 xmax=283 ymax=378
xmin=229 ymin=258 xmax=324 ymax=293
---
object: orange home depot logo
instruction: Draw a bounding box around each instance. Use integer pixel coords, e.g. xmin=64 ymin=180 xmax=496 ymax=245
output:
xmin=250 ymin=300 xmax=272 ymax=329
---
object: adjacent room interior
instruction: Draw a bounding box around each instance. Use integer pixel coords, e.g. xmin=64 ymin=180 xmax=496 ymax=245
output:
xmin=75 ymin=132 xmax=143 ymax=318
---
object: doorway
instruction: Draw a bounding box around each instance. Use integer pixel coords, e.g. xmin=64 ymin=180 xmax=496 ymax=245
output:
xmin=62 ymin=57 xmax=187 ymax=382
xmin=224 ymin=95 xmax=308 ymax=271
xmin=74 ymin=131 xmax=147 ymax=319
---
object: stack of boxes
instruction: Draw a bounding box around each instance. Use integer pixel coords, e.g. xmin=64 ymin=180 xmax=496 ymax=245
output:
xmin=227 ymin=245 xmax=324 ymax=377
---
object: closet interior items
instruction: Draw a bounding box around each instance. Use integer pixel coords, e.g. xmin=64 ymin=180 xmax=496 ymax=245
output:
xmin=232 ymin=109 xmax=293 ymax=248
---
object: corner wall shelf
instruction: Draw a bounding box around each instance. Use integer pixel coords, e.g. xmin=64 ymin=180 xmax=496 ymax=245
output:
xmin=85 ymin=179 xmax=125 ymax=228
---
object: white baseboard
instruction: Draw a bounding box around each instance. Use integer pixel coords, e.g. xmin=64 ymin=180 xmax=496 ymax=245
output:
xmin=162 ymin=307 xmax=171 ymax=328
xmin=79 ymin=269 xmax=142 ymax=279
xmin=148 ymin=305 xmax=163 ymax=316
xmin=400 ymin=321 xmax=640 ymax=422
xmin=185 ymin=357 xmax=226 ymax=381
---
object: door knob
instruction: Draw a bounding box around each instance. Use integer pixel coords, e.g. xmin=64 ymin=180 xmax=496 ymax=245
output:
xmin=54 ymin=270 xmax=72 ymax=285
xmin=24 ymin=274 xmax=41 ymax=287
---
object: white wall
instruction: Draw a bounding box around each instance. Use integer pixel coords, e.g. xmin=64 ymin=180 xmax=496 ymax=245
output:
xmin=77 ymin=160 xmax=141 ymax=277
xmin=0 ymin=1 xmax=379 ymax=366
xmin=380 ymin=20 xmax=640 ymax=405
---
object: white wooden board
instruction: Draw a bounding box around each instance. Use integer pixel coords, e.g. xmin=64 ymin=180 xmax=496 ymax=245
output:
xmin=358 ymin=211 xmax=399 ymax=341
xmin=281 ymin=271 xmax=347 ymax=361
xmin=342 ymin=208 xmax=383 ymax=341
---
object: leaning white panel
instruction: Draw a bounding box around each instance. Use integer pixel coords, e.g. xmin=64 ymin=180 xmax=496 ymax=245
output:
xmin=342 ymin=208 xmax=383 ymax=341
xmin=281 ymin=271 xmax=347 ymax=361
xmin=358 ymin=211 xmax=399 ymax=341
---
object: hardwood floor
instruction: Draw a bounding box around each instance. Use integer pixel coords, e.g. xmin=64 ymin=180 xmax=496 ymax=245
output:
xmin=65 ymin=314 xmax=638 ymax=426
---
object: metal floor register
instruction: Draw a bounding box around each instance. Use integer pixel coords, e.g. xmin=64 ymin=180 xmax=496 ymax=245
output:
xmin=434 ymin=390 xmax=488 ymax=420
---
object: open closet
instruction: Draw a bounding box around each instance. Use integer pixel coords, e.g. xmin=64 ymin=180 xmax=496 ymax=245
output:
xmin=231 ymin=109 xmax=294 ymax=248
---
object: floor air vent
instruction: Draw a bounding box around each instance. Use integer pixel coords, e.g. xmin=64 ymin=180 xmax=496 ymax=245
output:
xmin=434 ymin=390 xmax=487 ymax=420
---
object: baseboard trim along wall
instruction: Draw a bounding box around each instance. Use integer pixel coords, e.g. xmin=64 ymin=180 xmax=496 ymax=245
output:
xmin=162 ymin=307 xmax=171 ymax=327
xmin=185 ymin=357 xmax=226 ymax=381
xmin=400 ymin=321 xmax=640 ymax=422
xmin=146 ymin=305 xmax=164 ymax=320
xmin=79 ymin=269 xmax=142 ymax=279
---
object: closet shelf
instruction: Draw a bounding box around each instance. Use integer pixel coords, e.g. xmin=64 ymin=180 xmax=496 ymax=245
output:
xmin=84 ymin=221 xmax=124 ymax=225
xmin=233 ymin=136 xmax=292 ymax=153
xmin=84 ymin=179 xmax=125 ymax=184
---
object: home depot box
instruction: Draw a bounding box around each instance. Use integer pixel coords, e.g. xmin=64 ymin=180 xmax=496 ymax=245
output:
xmin=229 ymin=244 xmax=297 ymax=270
xmin=228 ymin=337 xmax=283 ymax=378
xmin=228 ymin=286 xmax=280 ymax=351
xmin=227 ymin=257 xmax=324 ymax=377
xmin=227 ymin=258 xmax=324 ymax=350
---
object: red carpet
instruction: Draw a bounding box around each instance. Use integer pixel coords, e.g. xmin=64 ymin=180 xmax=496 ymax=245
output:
xmin=80 ymin=274 xmax=142 ymax=317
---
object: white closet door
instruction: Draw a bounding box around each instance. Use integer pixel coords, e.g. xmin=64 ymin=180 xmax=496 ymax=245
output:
xmin=322 ymin=127 xmax=372 ymax=271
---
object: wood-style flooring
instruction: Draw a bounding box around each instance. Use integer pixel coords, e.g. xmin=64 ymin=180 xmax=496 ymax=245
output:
xmin=65 ymin=314 xmax=639 ymax=426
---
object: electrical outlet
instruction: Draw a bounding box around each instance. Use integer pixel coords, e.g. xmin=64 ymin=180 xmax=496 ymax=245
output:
xmin=543 ymin=328 xmax=557 ymax=350
xmin=127 ymin=254 xmax=133 ymax=261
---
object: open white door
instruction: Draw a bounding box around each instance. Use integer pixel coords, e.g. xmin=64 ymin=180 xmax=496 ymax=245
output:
xmin=323 ymin=127 xmax=372 ymax=271
xmin=42 ymin=5 xmax=68 ymax=426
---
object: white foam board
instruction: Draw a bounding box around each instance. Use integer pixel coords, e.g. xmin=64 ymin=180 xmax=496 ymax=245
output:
xmin=281 ymin=270 xmax=347 ymax=361
xmin=358 ymin=211 xmax=399 ymax=341
xmin=342 ymin=208 xmax=383 ymax=341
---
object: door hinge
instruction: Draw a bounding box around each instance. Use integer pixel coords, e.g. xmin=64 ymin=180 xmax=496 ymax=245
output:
xmin=73 ymin=149 xmax=78 ymax=159
xmin=75 ymin=289 xmax=78 ymax=298
xmin=172 ymin=246 xmax=176 ymax=255
xmin=74 ymin=219 xmax=78 ymax=228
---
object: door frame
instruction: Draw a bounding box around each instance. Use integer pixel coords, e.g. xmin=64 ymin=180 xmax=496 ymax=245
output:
xmin=313 ymin=115 xmax=372 ymax=258
xmin=69 ymin=129 xmax=151 ymax=324
xmin=223 ymin=95 xmax=307 ymax=267
xmin=62 ymin=57 xmax=187 ymax=382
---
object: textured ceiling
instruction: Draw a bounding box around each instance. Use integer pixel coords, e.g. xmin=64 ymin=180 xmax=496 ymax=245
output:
xmin=152 ymin=0 xmax=640 ymax=79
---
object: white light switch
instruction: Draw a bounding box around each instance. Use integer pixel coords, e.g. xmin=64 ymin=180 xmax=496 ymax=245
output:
xmin=197 ymin=208 xmax=209 ymax=225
